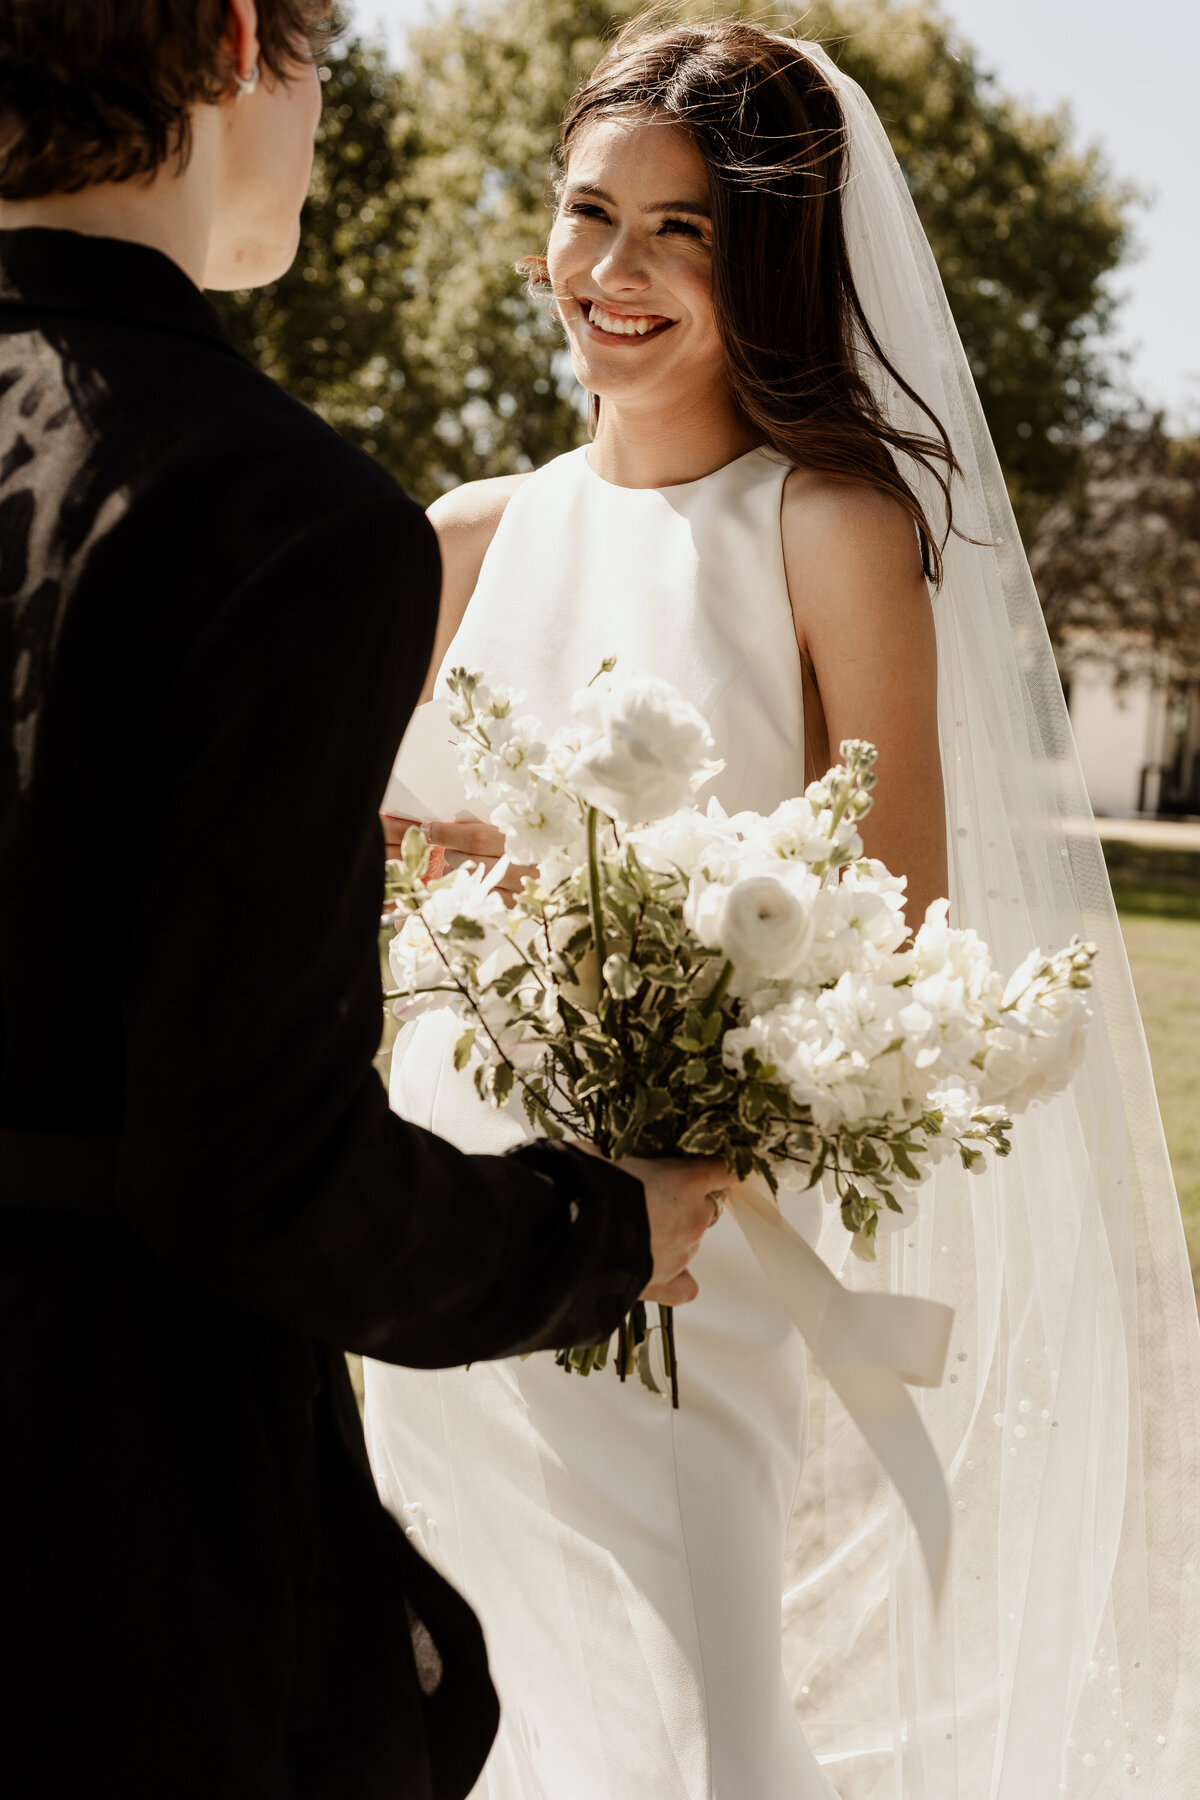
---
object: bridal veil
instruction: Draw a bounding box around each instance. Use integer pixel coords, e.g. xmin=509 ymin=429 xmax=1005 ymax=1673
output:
xmin=782 ymin=38 xmax=1200 ymax=1798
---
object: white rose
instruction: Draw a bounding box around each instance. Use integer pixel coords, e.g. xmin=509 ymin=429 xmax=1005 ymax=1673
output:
xmin=567 ymin=674 xmax=723 ymax=824
xmin=693 ymin=873 xmax=816 ymax=978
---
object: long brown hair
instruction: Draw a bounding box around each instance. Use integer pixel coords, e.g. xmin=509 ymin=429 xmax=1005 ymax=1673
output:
xmin=537 ymin=16 xmax=957 ymax=583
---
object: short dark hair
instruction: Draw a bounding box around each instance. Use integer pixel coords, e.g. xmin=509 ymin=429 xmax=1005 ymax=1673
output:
xmin=0 ymin=1 xmax=341 ymax=200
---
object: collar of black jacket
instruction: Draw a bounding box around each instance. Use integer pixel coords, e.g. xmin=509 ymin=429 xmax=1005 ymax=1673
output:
xmin=0 ymin=226 xmax=242 ymax=358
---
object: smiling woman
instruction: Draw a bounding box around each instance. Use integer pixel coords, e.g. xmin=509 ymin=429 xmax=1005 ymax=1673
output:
xmin=541 ymin=27 xmax=957 ymax=583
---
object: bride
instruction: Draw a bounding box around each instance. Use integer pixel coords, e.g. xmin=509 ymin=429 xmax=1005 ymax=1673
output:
xmin=365 ymin=17 xmax=1200 ymax=1798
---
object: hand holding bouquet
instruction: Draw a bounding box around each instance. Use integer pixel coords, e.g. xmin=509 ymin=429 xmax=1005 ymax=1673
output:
xmin=387 ymin=664 xmax=1095 ymax=1400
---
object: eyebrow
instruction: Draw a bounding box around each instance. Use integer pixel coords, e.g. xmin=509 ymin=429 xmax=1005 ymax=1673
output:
xmin=568 ymin=182 xmax=711 ymax=219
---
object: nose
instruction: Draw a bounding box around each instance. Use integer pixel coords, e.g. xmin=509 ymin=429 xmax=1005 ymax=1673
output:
xmin=592 ymin=225 xmax=651 ymax=294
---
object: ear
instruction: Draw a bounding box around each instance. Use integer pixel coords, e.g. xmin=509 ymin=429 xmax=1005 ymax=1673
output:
xmin=222 ymin=0 xmax=262 ymax=88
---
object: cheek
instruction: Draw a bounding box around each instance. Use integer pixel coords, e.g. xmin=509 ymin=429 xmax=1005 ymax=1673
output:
xmin=545 ymin=219 xmax=581 ymax=283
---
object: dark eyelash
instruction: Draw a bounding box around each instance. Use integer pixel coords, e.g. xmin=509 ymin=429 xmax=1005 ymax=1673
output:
xmin=660 ymin=219 xmax=704 ymax=238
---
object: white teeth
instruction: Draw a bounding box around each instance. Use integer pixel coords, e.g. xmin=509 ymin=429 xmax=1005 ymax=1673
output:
xmin=587 ymin=303 xmax=664 ymax=338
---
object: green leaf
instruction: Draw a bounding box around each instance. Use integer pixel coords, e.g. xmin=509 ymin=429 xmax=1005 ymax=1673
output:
xmin=453 ymin=1029 xmax=476 ymax=1071
xmin=641 ymin=1086 xmax=674 ymax=1125
xmin=402 ymin=827 xmax=429 ymax=877
xmin=678 ymin=1119 xmax=724 ymax=1155
xmin=602 ymin=954 xmax=643 ymax=1000
xmin=682 ymin=1058 xmax=709 ymax=1086
xmin=488 ymin=961 xmax=527 ymax=998
xmin=491 ymin=1061 xmax=515 ymax=1105
xmin=891 ymin=1144 xmax=923 ymax=1181
xmin=448 ymin=914 xmax=486 ymax=941
xmin=643 ymin=964 xmax=689 ymax=989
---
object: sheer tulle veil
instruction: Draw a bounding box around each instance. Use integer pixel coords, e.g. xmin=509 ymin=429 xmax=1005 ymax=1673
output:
xmin=780 ymin=37 xmax=1200 ymax=1798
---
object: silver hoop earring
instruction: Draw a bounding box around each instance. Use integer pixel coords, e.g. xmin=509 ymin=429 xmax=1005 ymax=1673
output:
xmin=233 ymin=64 xmax=260 ymax=101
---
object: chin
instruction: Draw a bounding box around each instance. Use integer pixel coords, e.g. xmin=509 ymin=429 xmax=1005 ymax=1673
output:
xmin=205 ymin=221 xmax=302 ymax=293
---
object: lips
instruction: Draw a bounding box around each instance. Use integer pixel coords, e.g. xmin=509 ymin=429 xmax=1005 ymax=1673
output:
xmin=583 ymin=300 xmax=675 ymax=341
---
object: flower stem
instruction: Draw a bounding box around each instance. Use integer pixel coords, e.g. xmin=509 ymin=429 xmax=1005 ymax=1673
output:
xmin=701 ymin=958 xmax=735 ymax=1017
xmin=586 ymin=805 xmax=607 ymax=974
xmin=659 ymin=1304 xmax=679 ymax=1409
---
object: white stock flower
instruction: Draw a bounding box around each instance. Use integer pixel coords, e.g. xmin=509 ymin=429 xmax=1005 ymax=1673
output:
xmin=976 ymin=985 xmax=1091 ymax=1112
xmin=460 ymin=713 xmax=548 ymax=800
xmin=490 ymin=777 xmax=585 ymax=867
xmin=416 ymin=862 xmax=509 ymax=940
xmin=388 ymin=916 xmax=446 ymax=1009
xmin=567 ymin=674 xmax=723 ymax=824
xmin=626 ymin=801 xmax=743 ymax=882
xmin=758 ymin=794 xmax=832 ymax=865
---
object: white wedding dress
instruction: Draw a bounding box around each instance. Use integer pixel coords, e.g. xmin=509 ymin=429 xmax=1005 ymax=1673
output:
xmin=363 ymin=442 xmax=840 ymax=1800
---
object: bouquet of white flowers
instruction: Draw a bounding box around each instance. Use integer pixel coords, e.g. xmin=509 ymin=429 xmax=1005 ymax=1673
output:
xmin=387 ymin=663 xmax=1095 ymax=1405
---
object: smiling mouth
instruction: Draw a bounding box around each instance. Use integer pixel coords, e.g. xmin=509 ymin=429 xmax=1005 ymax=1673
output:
xmin=584 ymin=300 xmax=675 ymax=341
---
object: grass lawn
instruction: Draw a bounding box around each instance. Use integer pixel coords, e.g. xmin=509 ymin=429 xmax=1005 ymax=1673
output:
xmin=1118 ymin=907 xmax=1200 ymax=1287
xmin=1104 ymin=839 xmax=1200 ymax=1285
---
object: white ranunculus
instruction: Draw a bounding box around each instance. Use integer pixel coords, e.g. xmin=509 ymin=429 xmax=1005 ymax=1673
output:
xmin=692 ymin=872 xmax=816 ymax=978
xmin=567 ymin=674 xmax=723 ymax=824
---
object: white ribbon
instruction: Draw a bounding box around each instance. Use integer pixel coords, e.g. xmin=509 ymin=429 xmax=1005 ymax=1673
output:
xmin=728 ymin=1176 xmax=954 ymax=1598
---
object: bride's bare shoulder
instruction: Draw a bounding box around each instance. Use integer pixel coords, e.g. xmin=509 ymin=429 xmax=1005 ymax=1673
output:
xmin=417 ymin=474 xmax=530 ymax=701
xmin=427 ymin=473 xmax=530 ymax=570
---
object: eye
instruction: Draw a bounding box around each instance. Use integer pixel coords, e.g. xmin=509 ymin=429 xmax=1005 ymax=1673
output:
xmin=659 ymin=218 xmax=706 ymax=240
xmin=566 ymin=202 xmax=611 ymax=223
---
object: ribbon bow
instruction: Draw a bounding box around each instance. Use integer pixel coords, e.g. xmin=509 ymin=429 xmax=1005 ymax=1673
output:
xmin=729 ymin=1176 xmax=954 ymax=1597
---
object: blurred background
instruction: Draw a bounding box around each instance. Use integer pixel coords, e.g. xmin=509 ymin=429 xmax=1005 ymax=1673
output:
xmin=212 ymin=1 xmax=1200 ymax=1284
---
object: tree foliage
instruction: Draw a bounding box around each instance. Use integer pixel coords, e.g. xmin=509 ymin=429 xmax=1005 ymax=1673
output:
xmin=1030 ymin=420 xmax=1200 ymax=681
xmin=213 ymin=0 xmax=1134 ymax=526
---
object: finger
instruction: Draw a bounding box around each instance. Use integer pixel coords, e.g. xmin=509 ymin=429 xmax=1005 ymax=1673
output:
xmin=642 ymin=1270 xmax=699 ymax=1307
xmin=381 ymin=815 xmax=421 ymax=850
xmin=442 ymin=848 xmax=501 ymax=874
xmin=424 ymin=821 xmax=506 ymax=855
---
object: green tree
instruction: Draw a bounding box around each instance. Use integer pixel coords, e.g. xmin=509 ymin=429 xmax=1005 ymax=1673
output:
xmin=1030 ymin=418 xmax=1200 ymax=679
xmin=801 ymin=0 xmax=1130 ymax=521
xmin=214 ymin=0 xmax=1134 ymax=520
xmin=210 ymin=38 xmax=435 ymax=477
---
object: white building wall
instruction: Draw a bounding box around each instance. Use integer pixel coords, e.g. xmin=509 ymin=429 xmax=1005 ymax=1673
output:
xmin=1067 ymin=662 xmax=1160 ymax=817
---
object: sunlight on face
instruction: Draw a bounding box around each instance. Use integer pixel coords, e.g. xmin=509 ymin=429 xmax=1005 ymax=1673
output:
xmin=546 ymin=116 xmax=728 ymax=416
xmin=205 ymin=50 xmax=323 ymax=290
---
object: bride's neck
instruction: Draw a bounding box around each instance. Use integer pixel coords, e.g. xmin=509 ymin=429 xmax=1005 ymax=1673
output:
xmin=586 ymin=395 xmax=759 ymax=489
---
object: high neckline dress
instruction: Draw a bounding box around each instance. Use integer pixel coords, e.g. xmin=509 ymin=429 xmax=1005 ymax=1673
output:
xmin=364 ymin=444 xmax=840 ymax=1800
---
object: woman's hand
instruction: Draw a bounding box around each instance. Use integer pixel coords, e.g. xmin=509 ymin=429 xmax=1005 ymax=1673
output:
xmin=381 ymin=815 xmax=535 ymax=898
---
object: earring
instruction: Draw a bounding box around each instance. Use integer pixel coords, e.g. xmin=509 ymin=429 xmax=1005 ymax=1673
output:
xmin=233 ymin=64 xmax=260 ymax=101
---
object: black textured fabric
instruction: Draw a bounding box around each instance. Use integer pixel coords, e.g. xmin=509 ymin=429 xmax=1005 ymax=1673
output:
xmin=0 ymin=229 xmax=651 ymax=1800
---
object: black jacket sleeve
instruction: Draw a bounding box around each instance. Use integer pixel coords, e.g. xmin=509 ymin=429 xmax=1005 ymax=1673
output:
xmin=115 ymin=489 xmax=651 ymax=1362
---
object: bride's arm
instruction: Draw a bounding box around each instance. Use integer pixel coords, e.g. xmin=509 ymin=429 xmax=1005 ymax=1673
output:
xmin=416 ymin=473 xmax=529 ymax=702
xmin=781 ymin=471 xmax=948 ymax=931
xmin=382 ymin=475 xmax=530 ymax=878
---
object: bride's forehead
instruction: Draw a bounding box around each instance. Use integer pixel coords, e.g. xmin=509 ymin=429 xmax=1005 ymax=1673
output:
xmin=564 ymin=114 xmax=708 ymax=191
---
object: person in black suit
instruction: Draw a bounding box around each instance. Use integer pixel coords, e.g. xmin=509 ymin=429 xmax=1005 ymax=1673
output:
xmin=0 ymin=5 xmax=723 ymax=1796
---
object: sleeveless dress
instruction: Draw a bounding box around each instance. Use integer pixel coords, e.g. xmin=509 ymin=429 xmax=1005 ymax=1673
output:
xmin=363 ymin=445 xmax=840 ymax=1800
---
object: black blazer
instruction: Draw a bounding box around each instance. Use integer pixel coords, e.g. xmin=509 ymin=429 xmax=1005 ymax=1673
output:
xmin=0 ymin=230 xmax=650 ymax=1800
